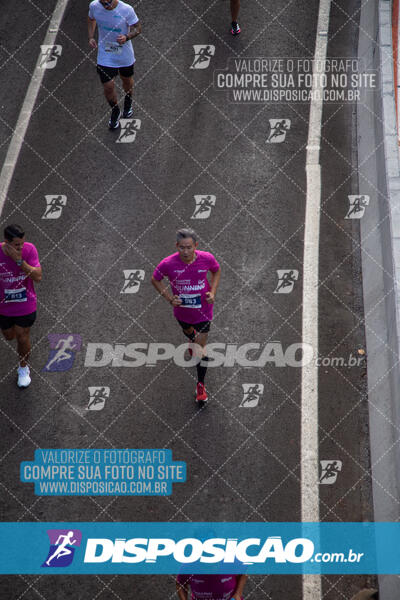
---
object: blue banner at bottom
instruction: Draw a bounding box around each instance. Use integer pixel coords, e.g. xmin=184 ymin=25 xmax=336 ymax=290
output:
xmin=0 ymin=522 xmax=397 ymax=574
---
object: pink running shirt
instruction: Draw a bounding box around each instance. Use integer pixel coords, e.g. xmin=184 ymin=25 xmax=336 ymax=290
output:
xmin=0 ymin=242 xmax=41 ymax=317
xmin=153 ymin=250 xmax=220 ymax=325
xmin=176 ymin=574 xmax=242 ymax=600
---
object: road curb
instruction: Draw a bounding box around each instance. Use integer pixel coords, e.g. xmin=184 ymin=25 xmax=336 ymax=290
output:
xmin=358 ymin=0 xmax=400 ymax=597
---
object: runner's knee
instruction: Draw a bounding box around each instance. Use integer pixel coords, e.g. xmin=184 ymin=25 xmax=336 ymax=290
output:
xmin=103 ymin=81 xmax=115 ymax=95
xmin=121 ymin=75 xmax=133 ymax=88
xmin=2 ymin=328 xmax=15 ymax=341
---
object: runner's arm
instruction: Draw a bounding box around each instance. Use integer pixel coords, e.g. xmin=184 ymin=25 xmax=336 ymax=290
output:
xmin=88 ymin=16 xmax=97 ymax=48
xmin=21 ymin=261 xmax=42 ymax=282
xmin=3 ymin=242 xmax=41 ymax=282
xmin=128 ymin=21 xmax=141 ymax=39
xmin=151 ymin=276 xmax=175 ymax=305
xmin=175 ymin=578 xmax=189 ymax=600
xmin=206 ymin=267 xmax=221 ymax=303
xmin=119 ymin=21 xmax=142 ymax=44
xmin=232 ymin=575 xmax=248 ymax=600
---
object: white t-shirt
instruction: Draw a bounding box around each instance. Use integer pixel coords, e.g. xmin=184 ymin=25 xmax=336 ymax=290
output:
xmin=88 ymin=0 xmax=139 ymax=67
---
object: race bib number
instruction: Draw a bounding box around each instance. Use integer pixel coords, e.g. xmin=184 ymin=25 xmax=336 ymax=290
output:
xmin=179 ymin=294 xmax=201 ymax=308
xmin=105 ymin=42 xmax=122 ymax=54
xmin=4 ymin=287 xmax=27 ymax=303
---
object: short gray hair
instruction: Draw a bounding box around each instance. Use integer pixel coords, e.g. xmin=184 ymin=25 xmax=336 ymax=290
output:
xmin=176 ymin=228 xmax=197 ymax=243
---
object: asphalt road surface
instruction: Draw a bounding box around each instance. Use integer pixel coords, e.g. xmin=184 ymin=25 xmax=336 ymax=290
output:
xmin=0 ymin=0 xmax=377 ymax=598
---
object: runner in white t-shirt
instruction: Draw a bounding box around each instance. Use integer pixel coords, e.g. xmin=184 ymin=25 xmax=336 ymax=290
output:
xmin=88 ymin=0 xmax=141 ymax=129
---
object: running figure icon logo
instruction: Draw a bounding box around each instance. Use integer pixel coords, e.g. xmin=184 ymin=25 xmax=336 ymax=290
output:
xmin=116 ymin=119 xmax=141 ymax=143
xmin=87 ymin=386 xmax=110 ymax=411
xmin=42 ymin=529 xmax=82 ymax=568
xmin=121 ymin=269 xmax=145 ymax=294
xmin=39 ymin=45 xmax=62 ymax=69
xmin=42 ymin=334 xmax=82 ymax=372
xmin=240 ymin=383 xmax=264 ymax=407
xmin=42 ymin=195 xmax=67 ymax=219
xmin=344 ymin=195 xmax=370 ymax=219
xmin=191 ymin=195 xmax=216 ymax=219
xmin=190 ymin=45 xmax=216 ymax=69
xmin=274 ymin=270 xmax=299 ymax=294
xmin=266 ymin=119 xmax=291 ymax=143
xmin=319 ymin=460 xmax=342 ymax=484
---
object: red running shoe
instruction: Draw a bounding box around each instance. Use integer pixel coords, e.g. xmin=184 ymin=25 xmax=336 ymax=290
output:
xmin=231 ymin=21 xmax=241 ymax=35
xmin=196 ymin=382 xmax=208 ymax=404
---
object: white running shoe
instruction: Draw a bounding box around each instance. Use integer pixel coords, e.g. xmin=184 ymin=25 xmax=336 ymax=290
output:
xmin=17 ymin=366 xmax=31 ymax=388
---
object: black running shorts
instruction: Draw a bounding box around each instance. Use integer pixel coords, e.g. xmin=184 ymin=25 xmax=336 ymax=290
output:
xmin=97 ymin=63 xmax=134 ymax=84
xmin=177 ymin=319 xmax=211 ymax=333
xmin=0 ymin=311 xmax=37 ymax=330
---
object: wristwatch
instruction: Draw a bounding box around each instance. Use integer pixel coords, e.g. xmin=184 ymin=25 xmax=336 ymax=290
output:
xmin=16 ymin=259 xmax=23 ymax=267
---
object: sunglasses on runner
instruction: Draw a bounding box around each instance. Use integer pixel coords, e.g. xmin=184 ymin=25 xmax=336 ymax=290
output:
xmin=100 ymin=0 xmax=113 ymax=6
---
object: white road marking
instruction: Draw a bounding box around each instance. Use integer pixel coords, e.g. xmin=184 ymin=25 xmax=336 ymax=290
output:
xmin=0 ymin=0 xmax=70 ymax=216
xmin=302 ymin=0 xmax=331 ymax=598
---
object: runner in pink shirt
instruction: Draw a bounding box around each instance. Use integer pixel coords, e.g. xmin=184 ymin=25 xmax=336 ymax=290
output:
xmin=151 ymin=229 xmax=221 ymax=405
xmin=176 ymin=574 xmax=248 ymax=600
xmin=0 ymin=225 xmax=42 ymax=388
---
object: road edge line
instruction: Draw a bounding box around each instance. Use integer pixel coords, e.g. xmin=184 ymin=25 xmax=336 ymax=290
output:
xmin=0 ymin=0 xmax=70 ymax=217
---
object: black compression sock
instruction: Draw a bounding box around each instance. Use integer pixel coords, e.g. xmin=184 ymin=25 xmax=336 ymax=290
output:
xmin=196 ymin=355 xmax=208 ymax=383
xmin=124 ymin=93 xmax=132 ymax=109
xmin=108 ymin=100 xmax=117 ymax=108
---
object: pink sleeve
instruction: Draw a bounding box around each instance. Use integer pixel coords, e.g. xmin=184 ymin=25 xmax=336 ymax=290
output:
xmin=208 ymin=253 xmax=220 ymax=273
xmin=27 ymin=245 xmax=40 ymax=268
xmin=152 ymin=259 xmax=167 ymax=281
